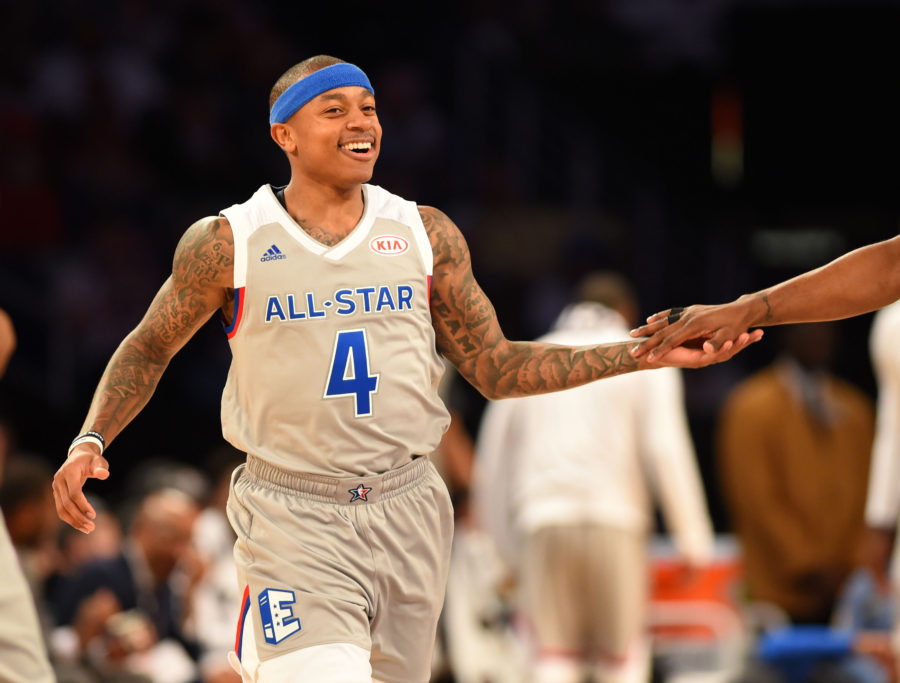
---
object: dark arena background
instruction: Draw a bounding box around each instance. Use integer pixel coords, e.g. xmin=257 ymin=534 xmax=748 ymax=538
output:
xmin=2 ymin=0 xmax=900 ymax=622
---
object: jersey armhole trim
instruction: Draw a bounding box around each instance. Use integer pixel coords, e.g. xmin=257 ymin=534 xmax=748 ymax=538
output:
xmin=220 ymin=204 xmax=249 ymax=339
xmin=409 ymin=204 xmax=434 ymax=277
xmin=224 ymin=287 xmax=245 ymax=338
xmin=222 ymin=208 xmax=249 ymax=289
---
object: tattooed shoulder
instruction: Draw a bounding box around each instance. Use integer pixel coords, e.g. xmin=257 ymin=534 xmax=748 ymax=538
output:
xmin=419 ymin=205 xmax=467 ymax=267
xmin=173 ymin=216 xmax=235 ymax=290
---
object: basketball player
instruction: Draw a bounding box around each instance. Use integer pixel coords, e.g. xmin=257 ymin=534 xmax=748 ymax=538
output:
xmin=0 ymin=308 xmax=56 ymax=683
xmin=52 ymin=56 xmax=759 ymax=683
xmin=630 ymin=234 xmax=900 ymax=359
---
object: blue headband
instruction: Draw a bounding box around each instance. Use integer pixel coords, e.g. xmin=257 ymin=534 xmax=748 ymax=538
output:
xmin=269 ymin=63 xmax=374 ymax=125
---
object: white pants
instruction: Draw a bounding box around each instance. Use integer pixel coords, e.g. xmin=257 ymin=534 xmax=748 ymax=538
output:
xmin=521 ymin=523 xmax=651 ymax=683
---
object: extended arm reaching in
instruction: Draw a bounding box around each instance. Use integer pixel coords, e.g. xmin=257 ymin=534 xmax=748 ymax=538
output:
xmin=631 ymin=235 xmax=900 ymax=361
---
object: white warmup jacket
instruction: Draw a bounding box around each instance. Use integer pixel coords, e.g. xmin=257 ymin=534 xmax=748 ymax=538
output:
xmin=865 ymin=299 xmax=900 ymax=531
xmin=472 ymin=302 xmax=714 ymax=568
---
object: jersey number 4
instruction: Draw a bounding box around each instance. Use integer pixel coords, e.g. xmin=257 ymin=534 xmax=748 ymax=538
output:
xmin=324 ymin=329 xmax=380 ymax=417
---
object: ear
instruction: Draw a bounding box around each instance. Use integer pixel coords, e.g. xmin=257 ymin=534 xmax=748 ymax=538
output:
xmin=270 ymin=123 xmax=296 ymax=153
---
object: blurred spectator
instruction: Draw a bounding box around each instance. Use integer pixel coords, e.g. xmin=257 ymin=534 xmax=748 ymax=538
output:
xmin=50 ymin=487 xmax=203 ymax=683
xmin=56 ymin=494 xmax=123 ymax=577
xmin=717 ymin=322 xmax=875 ymax=625
xmin=122 ymin=456 xmax=210 ymax=508
xmin=473 ymin=271 xmax=715 ymax=683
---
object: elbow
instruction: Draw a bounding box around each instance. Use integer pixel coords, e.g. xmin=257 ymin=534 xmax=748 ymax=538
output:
xmin=459 ymin=371 xmax=502 ymax=401
xmin=450 ymin=339 xmax=519 ymax=401
xmin=478 ymin=386 xmax=504 ymax=402
xmin=479 ymin=339 xmax=521 ymax=401
xmin=453 ymin=367 xmax=508 ymax=402
xmin=471 ymin=376 xmax=526 ymax=402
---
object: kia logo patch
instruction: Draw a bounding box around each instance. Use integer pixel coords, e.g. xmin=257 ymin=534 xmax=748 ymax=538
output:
xmin=369 ymin=235 xmax=409 ymax=255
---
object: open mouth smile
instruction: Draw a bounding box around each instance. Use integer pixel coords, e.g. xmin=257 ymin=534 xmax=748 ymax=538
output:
xmin=339 ymin=141 xmax=375 ymax=156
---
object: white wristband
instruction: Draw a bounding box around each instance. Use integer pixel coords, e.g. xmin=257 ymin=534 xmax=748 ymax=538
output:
xmin=67 ymin=433 xmax=105 ymax=457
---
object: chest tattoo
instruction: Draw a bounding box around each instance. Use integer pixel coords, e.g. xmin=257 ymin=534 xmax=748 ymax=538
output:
xmin=298 ymin=219 xmax=346 ymax=247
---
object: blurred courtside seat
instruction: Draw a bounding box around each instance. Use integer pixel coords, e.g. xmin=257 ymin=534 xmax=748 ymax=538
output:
xmin=649 ymin=534 xmax=751 ymax=682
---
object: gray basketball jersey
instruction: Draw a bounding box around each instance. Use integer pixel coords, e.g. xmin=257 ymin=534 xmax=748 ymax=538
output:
xmin=219 ymin=184 xmax=450 ymax=477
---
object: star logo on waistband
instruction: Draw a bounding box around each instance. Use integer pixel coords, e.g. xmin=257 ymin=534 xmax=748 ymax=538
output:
xmin=348 ymin=484 xmax=372 ymax=502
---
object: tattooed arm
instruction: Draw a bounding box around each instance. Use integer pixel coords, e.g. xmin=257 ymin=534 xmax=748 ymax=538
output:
xmin=420 ymin=206 xmax=760 ymax=400
xmin=53 ymin=216 xmax=234 ymax=532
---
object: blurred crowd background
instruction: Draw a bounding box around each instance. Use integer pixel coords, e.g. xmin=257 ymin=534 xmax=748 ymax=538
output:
xmin=1 ymin=0 xmax=899 ymax=681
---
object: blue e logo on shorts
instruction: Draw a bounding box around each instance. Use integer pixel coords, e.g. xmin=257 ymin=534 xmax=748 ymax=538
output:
xmin=259 ymin=588 xmax=301 ymax=644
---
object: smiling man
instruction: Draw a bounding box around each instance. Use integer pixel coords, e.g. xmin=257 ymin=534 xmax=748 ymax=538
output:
xmin=52 ymin=55 xmax=759 ymax=683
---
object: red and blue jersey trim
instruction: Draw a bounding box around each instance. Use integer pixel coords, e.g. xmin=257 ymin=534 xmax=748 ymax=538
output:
xmin=234 ymin=584 xmax=251 ymax=661
xmin=224 ymin=287 xmax=245 ymax=339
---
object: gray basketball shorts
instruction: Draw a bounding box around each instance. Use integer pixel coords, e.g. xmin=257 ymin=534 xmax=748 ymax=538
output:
xmin=226 ymin=454 xmax=455 ymax=682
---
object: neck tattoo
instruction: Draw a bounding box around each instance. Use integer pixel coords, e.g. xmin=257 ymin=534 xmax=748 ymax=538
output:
xmin=298 ymin=219 xmax=343 ymax=247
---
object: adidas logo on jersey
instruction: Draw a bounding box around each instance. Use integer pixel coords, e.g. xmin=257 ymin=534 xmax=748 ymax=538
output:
xmin=261 ymin=244 xmax=287 ymax=262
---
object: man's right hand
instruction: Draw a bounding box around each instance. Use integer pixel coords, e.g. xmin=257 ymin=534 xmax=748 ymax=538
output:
xmin=53 ymin=447 xmax=110 ymax=533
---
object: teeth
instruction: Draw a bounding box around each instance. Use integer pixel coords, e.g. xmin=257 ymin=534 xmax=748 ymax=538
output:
xmin=342 ymin=142 xmax=372 ymax=151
